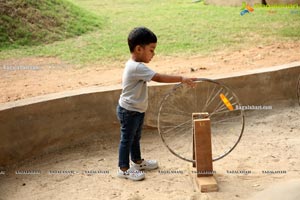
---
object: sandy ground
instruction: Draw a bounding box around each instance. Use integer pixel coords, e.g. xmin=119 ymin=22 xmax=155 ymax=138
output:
xmin=0 ymin=41 xmax=300 ymax=104
xmin=0 ymin=100 xmax=299 ymax=200
xmin=0 ymin=42 xmax=300 ymax=199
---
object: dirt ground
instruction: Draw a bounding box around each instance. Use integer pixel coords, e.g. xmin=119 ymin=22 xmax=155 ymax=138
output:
xmin=0 ymin=101 xmax=299 ymax=200
xmin=0 ymin=41 xmax=300 ymax=103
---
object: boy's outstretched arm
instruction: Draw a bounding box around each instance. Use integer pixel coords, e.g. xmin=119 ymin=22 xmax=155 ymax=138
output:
xmin=151 ymin=73 xmax=197 ymax=87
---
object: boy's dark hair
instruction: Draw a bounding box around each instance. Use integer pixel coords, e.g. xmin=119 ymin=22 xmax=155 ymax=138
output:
xmin=128 ymin=27 xmax=157 ymax=52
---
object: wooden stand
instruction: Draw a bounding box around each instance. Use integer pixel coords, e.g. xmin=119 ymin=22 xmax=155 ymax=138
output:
xmin=192 ymin=113 xmax=218 ymax=193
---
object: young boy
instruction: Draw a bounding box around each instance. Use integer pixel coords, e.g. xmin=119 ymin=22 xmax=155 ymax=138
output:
xmin=117 ymin=27 xmax=196 ymax=181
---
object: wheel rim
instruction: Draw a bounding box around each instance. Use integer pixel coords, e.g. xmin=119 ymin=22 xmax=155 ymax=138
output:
xmin=157 ymin=78 xmax=245 ymax=162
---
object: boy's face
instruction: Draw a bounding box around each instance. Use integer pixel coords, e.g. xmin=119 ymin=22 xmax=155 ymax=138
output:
xmin=134 ymin=43 xmax=156 ymax=63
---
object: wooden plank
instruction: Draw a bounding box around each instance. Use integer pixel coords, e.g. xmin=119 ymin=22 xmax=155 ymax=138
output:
xmin=196 ymin=176 xmax=218 ymax=193
xmin=192 ymin=115 xmax=196 ymax=167
xmin=193 ymin=118 xmax=213 ymax=177
xmin=192 ymin=130 xmax=196 ymax=168
xmin=192 ymin=113 xmax=208 ymax=168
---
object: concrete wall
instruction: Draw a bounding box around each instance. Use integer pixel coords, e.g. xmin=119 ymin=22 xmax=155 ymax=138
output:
xmin=0 ymin=62 xmax=299 ymax=167
xmin=0 ymin=86 xmax=121 ymax=167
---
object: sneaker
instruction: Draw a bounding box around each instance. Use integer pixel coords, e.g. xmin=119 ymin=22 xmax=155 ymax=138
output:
xmin=117 ymin=167 xmax=145 ymax=181
xmin=131 ymin=159 xmax=158 ymax=171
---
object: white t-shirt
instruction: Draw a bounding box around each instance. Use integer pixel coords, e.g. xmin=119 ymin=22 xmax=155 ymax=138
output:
xmin=118 ymin=59 xmax=156 ymax=113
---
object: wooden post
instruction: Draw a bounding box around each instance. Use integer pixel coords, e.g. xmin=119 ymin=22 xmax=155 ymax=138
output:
xmin=192 ymin=114 xmax=196 ymax=167
xmin=193 ymin=113 xmax=218 ymax=193
xmin=192 ymin=113 xmax=208 ymax=168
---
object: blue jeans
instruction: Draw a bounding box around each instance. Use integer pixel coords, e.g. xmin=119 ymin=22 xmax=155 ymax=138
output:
xmin=117 ymin=105 xmax=145 ymax=168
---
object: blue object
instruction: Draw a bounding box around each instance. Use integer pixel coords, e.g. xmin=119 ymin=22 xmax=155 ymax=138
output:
xmin=240 ymin=9 xmax=249 ymax=16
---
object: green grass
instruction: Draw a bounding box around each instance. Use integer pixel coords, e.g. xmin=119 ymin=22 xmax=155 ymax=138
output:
xmin=0 ymin=0 xmax=300 ymax=66
xmin=0 ymin=0 xmax=103 ymax=48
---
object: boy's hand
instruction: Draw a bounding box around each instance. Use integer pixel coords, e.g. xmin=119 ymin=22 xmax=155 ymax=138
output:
xmin=181 ymin=77 xmax=197 ymax=87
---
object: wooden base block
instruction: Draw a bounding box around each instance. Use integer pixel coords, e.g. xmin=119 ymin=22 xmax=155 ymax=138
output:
xmin=196 ymin=176 xmax=218 ymax=193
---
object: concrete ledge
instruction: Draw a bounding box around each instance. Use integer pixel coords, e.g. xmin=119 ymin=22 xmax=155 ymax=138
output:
xmin=0 ymin=62 xmax=299 ymax=167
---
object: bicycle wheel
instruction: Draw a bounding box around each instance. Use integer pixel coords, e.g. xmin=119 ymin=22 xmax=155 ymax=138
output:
xmin=297 ymin=74 xmax=300 ymax=106
xmin=157 ymin=78 xmax=245 ymax=162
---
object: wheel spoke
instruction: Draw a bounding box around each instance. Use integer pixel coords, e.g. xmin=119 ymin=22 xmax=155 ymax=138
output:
xmin=162 ymin=119 xmax=192 ymax=135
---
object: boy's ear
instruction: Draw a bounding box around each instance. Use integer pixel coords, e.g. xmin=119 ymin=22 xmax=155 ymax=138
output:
xmin=135 ymin=45 xmax=143 ymax=53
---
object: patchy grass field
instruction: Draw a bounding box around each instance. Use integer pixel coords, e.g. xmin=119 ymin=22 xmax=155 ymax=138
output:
xmin=0 ymin=0 xmax=299 ymax=66
xmin=0 ymin=0 xmax=103 ymax=49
